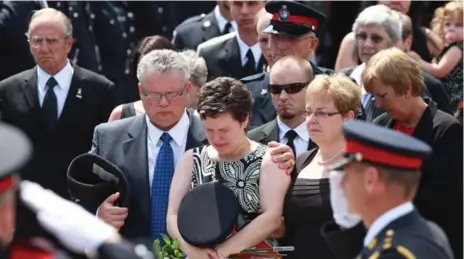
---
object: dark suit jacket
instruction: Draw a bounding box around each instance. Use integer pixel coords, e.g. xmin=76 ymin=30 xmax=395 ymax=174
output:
xmin=172 ymin=10 xmax=220 ymax=51
xmin=0 ymin=64 xmax=115 ymax=241
xmin=243 ymin=63 xmax=333 ymax=130
xmin=89 ymin=111 xmax=207 ymax=239
xmin=198 ymin=35 xmax=264 ymax=81
xmin=373 ymin=100 xmax=463 ymax=259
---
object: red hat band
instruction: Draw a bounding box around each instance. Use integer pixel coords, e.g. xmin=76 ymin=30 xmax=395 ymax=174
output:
xmin=0 ymin=176 xmax=14 ymax=195
xmin=271 ymin=13 xmax=318 ymax=30
xmin=345 ymin=139 xmax=423 ymax=169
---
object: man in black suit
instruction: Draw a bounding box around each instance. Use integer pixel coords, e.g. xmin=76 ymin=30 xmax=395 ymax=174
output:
xmin=197 ymin=1 xmax=265 ymax=81
xmin=0 ymin=8 xmax=116 ymax=239
xmin=248 ymin=56 xmax=315 ymax=170
xmin=172 ymin=1 xmax=235 ymax=50
xmin=243 ymin=0 xmax=333 ymax=129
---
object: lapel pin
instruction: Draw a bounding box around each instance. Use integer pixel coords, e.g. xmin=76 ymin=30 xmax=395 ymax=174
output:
xmin=261 ymin=89 xmax=268 ymax=95
xmin=76 ymin=88 xmax=83 ymax=99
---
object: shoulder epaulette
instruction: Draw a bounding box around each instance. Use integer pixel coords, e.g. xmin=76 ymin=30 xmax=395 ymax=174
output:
xmin=241 ymin=72 xmax=265 ymax=83
xmin=197 ymin=32 xmax=236 ymax=53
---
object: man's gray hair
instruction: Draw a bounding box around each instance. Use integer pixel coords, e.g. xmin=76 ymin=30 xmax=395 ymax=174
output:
xmin=28 ymin=8 xmax=73 ymax=37
xmin=179 ymin=50 xmax=208 ymax=87
xmin=352 ymin=4 xmax=402 ymax=45
xmin=137 ymin=49 xmax=191 ymax=83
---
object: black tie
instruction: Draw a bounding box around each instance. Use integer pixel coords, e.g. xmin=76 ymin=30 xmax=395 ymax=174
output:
xmin=223 ymin=22 xmax=232 ymax=35
xmin=42 ymin=77 xmax=58 ymax=133
xmin=285 ymin=130 xmax=298 ymax=159
xmin=244 ymin=49 xmax=256 ymax=76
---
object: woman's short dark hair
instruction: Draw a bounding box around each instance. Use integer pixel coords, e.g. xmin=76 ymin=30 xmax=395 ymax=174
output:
xmin=197 ymin=77 xmax=252 ymax=123
xmin=130 ymin=35 xmax=176 ymax=89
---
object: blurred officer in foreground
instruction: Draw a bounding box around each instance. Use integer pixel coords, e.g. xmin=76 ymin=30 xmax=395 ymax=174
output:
xmin=0 ymin=122 xmax=155 ymax=259
xmin=242 ymin=0 xmax=333 ymax=129
xmin=322 ymin=120 xmax=454 ymax=259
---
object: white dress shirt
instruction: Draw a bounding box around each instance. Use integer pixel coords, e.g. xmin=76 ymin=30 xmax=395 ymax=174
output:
xmin=37 ymin=60 xmax=74 ymax=118
xmin=146 ymin=110 xmax=190 ymax=194
xmin=277 ymin=118 xmax=310 ymax=158
xmin=236 ymin=34 xmax=262 ymax=69
xmin=363 ymin=202 xmax=414 ymax=247
xmin=214 ymin=5 xmax=237 ymax=33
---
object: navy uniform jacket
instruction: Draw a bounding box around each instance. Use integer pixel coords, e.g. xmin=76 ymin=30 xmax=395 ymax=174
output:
xmin=172 ymin=10 xmax=220 ymax=51
xmin=241 ymin=63 xmax=334 ymax=129
xmin=321 ymin=211 xmax=453 ymax=259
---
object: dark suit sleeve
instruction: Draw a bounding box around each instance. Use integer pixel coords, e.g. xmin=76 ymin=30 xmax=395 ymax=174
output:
xmin=320 ymin=221 xmax=365 ymax=259
xmin=97 ymin=240 xmax=155 ymax=259
xmin=424 ymin=76 xmax=452 ymax=114
xmin=102 ymin=81 xmax=117 ymax=120
xmin=0 ymin=1 xmax=36 ymax=39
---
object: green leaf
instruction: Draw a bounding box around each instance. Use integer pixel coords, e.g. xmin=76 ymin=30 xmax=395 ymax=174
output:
xmin=153 ymin=239 xmax=162 ymax=256
xmin=161 ymin=234 xmax=172 ymax=245
xmin=172 ymin=239 xmax=179 ymax=250
xmin=174 ymin=250 xmax=183 ymax=258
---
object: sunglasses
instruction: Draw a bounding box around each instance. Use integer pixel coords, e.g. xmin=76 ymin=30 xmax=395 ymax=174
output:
xmin=268 ymin=82 xmax=310 ymax=95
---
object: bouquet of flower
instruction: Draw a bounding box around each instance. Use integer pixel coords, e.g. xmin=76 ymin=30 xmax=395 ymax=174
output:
xmin=154 ymin=235 xmax=293 ymax=259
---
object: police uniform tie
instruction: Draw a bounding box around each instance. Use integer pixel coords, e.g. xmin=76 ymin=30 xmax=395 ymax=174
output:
xmin=150 ymin=133 xmax=174 ymax=241
xmin=244 ymin=49 xmax=256 ymax=76
xmin=223 ymin=22 xmax=232 ymax=35
xmin=42 ymin=77 xmax=58 ymax=133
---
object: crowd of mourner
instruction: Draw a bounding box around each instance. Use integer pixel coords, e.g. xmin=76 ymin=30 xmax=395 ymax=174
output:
xmin=0 ymin=1 xmax=462 ymax=259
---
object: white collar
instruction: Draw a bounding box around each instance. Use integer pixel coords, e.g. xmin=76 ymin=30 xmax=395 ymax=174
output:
xmin=349 ymin=63 xmax=365 ymax=87
xmin=145 ymin=110 xmax=190 ymax=147
xmin=214 ymin=5 xmax=237 ymax=33
xmin=276 ymin=117 xmax=309 ymax=142
xmin=363 ymin=202 xmax=414 ymax=247
xmin=37 ymin=59 xmax=74 ymax=91
xmin=236 ymin=34 xmax=261 ymax=66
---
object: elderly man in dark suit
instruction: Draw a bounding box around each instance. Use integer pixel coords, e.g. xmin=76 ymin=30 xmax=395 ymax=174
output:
xmin=91 ymin=49 xmax=208 ymax=241
xmin=172 ymin=1 xmax=235 ymax=50
xmin=0 ymin=6 xmax=115 ymax=243
xmin=197 ymin=1 xmax=265 ymax=81
xmin=243 ymin=1 xmax=333 ymax=130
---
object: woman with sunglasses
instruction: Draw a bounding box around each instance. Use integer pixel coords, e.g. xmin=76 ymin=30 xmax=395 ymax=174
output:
xmin=279 ymin=74 xmax=361 ymax=259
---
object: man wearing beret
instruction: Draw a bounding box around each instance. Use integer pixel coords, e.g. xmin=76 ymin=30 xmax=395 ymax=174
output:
xmin=243 ymin=0 xmax=333 ymax=130
xmin=0 ymin=121 xmax=157 ymax=259
xmin=321 ymin=120 xmax=453 ymax=259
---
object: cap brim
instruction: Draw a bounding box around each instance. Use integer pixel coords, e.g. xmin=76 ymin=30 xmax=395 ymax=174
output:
xmin=327 ymin=154 xmax=356 ymax=171
xmin=0 ymin=123 xmax=31 ymax=178
xmin=263 ymin=24 xmax=309 ymax=38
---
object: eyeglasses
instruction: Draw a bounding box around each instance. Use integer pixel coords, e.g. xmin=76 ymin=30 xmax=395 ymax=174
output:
xmin=268 ymin=82 xmax=309 ymax=95
xmin=355 ymin=33 xmax=385 ymax=44
xmin=140 ymin=85 xmax=187 ymax=102
xmin=26 ymin=35 xmax=69 ymax=47
xmin=306 ymin=110 xmax=340 ymax=119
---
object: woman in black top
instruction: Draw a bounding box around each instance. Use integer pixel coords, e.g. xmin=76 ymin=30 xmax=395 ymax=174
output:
xmin=280 ymin=74 xmax=361 ymax=259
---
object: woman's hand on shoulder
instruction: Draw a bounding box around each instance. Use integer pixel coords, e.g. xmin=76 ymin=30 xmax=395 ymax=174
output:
xmin=267 ymin=141 xmax=295 ymax=175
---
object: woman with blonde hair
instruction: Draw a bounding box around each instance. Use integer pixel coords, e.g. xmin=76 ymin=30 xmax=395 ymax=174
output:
xmin=363 ymin=47 xmax=463 ymax=259
xmin=279 ymin=74 xmax=362 ymax=259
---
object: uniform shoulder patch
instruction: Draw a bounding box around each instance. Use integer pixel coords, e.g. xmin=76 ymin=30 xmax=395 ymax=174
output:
xmin=241 ymin=72 xmax=265 ymax=83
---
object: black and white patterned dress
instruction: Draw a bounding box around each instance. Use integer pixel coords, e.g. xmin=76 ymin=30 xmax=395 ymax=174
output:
xmin=191 ymin=144 xmax=278 ymax=247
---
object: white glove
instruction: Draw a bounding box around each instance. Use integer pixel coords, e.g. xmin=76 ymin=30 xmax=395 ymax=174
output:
xmin=328 ymin=171 xmax=362 ymax=229
xmin=20 ymin=181 xmax=118 ymax=256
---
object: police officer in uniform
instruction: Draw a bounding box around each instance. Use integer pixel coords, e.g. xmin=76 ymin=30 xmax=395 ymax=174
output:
xmin=172 ymin=1 xmax=235 ymax=50
xmin=242 ymin=0 xmax=333 ymax=129
xmin=322 ymin=120 xmax=454 ymax=259
xmin=0 ymin=121 xmax=156 ymax=259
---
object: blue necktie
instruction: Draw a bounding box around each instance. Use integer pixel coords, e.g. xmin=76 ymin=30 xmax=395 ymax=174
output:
xmin=150 ymin=133 xmax=174 ymax=241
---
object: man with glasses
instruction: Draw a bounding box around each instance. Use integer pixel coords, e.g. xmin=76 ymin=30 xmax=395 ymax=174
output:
xmin=249 ymin=55 xmax=315 ymax=179
xmin=242 ymin=0 xmax=333 ymax=130
xmin=0 ymin=7 xmax=116 ymax=241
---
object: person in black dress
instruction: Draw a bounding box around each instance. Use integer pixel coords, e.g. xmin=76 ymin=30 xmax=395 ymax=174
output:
xmin=280 ymin=74 xmax=362 ymax=259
